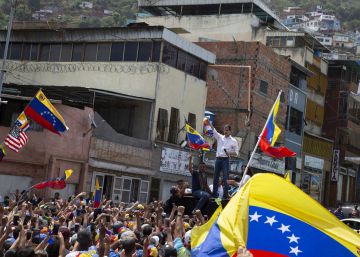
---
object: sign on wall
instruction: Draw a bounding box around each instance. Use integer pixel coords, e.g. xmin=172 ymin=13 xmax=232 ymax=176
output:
xmin=160 ymin=147 xmax=191 ymax=177
xmin=250 ymin=153 xmax=285 ymax=175
xmin=331 ymin=149 xmax=340 ymax=182
xmin=304 ymin=155 xmax=324 ymax=171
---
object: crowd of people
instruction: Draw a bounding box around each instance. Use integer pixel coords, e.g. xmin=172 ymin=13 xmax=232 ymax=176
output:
xmin=0 ymin=123 xmax=256 ymax=257
xmin=0 ymin=189 xmax=254 ymax=257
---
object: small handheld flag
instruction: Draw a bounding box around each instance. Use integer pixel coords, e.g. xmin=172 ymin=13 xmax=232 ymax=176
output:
xmin=15 ymin=112 xmax=30 ymax=132
xmin=93 ymin=178 xmax=101 ymax=208
xmin=0 ymin=144 xmax=6 ymax=161
xmin=24 ymin=90 xmax=68 ymax=135
xmin=33 ymin=169 xmax=73 ymax=190
xmin=185 ymin=124 xmax=210 ymax=151
xmin=4 ymin=125 xmax=29 ymax=153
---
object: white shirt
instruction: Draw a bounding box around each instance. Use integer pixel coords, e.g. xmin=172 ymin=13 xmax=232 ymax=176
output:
xmin=209 ymin=184 xmax=223 ymax=198
xmin=237 ymin=175 xmax=251 ymax=188
xmin=213 ymin=128 xmax=239 ymax=158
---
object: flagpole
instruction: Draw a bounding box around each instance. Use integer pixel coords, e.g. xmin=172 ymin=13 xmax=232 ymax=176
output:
xmin=240 ymin=90 xmax=283 ymax=184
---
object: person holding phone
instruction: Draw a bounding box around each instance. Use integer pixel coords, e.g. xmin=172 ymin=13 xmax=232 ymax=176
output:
xmin=206 ymin=121 xmax=239 ymax=199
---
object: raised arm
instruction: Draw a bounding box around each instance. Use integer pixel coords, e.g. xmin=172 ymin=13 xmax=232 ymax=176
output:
xmin=188 ymin=155 xmax=193 ymax=175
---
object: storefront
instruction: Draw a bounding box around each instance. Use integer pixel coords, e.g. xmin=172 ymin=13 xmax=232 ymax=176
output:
xmin=301 ymin=155 xmax=324 ymax=202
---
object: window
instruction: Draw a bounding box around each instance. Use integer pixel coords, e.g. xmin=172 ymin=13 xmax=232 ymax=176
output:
xmin=259 ymin=80 xmax=268 ymax=95
xmin=110 ymin=42 xmax=124 ymax=61
xmin=137 ymin=41 xmax=152 ymax=62
xmin=72 ymin=43 xmax=84 ymax=61
xmin=152 ymin=41 xmax=161 ymax=62
xmin=124 ymin=41 xmax=138 ymax=61
xmin=156 ymin=108 xmax=168 ymax=141
xmin=9 ymin=43 xmax=22 ymax=60
xmin=139 ymin=180 xmax=149 ymax=203
xmin=0 ymin=99 xmax=25 ymax=127
xmin=97 ymin=43 xmax=111 ymax=61
xmin=0 ymin=42 xmax=4 ymax=59
xmin=39 ymin=44 xmax=50 ymax=61
xmin=60 ymin=44 xmax=72 ymax=62
xmin=49 ymin=44 xmax=61 ymax=61
xmin=185 ymin=54 xmax=200 ymax=76
xmin=162 ymin=43 xmax=178 ymax=67
xmin=176 ymin=50 xmax=187 ymax=71
xmin=288 ymin=107 xmax=303 ymax=135
xmin=188 ymin=113 xmax=196 ymax=129
xmin=130 ymin=179 xmax=140 ymax=202
xmin=199 ymin=62 xmax=207 ymax=80
xmin=30 ymin=44 xmax=39 ymax=61
xmin=22 ymin=44 xmax=31 ymax=60
xmin=84 ymin=43 xmax=97 ymax=61
xmin=168 ymin=107 xmax=180 ymax=144
xmin=149 ymin=178 xmax=160 ymax=202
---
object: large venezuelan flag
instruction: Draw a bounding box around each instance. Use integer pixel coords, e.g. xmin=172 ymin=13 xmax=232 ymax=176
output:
xmin=259 ymin=94 xmax=295 ymax=158
xmin=191 ymin=174 xmax=360 ymax=257
xmin=24 ymin=90 xmax=68 ymax=135
xmin=185 ymin=124 xmax=210 ymax=150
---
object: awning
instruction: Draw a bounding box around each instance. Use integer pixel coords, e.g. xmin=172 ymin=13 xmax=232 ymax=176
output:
xmin=344 ymin=157 xmax=360 ymax=165
xmin=89 ymin=158 xmax=156 ymax=176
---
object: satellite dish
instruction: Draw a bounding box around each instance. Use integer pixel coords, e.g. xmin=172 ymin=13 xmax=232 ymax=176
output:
xmin=208 ymin=69 xmax=219 ymax=81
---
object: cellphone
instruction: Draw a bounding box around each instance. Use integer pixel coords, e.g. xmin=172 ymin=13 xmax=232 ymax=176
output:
xmin=94 ymin=208 xmax=102 ymax=220
xmin=13 ymin=215 xmax=20 ymax=226
xmin=32 ymin=229 xmax=40 ymax=244
xmin=53 ymin=223 xmax=59 ymax=234
xmin=76 ymin=209 xmax=81 ymax=216
xmin=105 ymin=215 xmax=110 ymax=223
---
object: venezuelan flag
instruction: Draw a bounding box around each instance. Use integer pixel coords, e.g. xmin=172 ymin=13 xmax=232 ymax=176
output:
xmin=185 ymin=124 xmax=210 ymax=150
xmin=191 ymin=174 xmax=360 ymax=257
xmin=24 ymin=90 xmax=68 ymax=135
xmin=33 ymin=169 xmax=73 ymax=190
xmin=93 ymin=178 xmax=101 ymax=208
xmin=259 ymin=93 xmax=295 ymax=158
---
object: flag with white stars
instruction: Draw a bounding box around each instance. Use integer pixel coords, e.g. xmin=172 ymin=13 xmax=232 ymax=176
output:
xmin=24 ymin=90 xmax=68 ymax=135
xmin=191 ymin=174 xmax=360 ymax=257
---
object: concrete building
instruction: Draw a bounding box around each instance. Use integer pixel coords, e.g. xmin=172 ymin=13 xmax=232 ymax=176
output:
xmin=137 ymin=0 xmax=287 ymax=43
xmin=323 ymin=60 xmax=360 ymax=207
xmin=265 ymin=31 xmax=333 ymax=203
xmin=197 ymin=41 xmax=291 ymax=176
xmin=0 ymin=26 xmax=215 ymax=202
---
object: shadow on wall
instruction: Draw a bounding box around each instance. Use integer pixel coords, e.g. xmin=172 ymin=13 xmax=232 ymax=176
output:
xmin=92 ymin=111 xmax=152 ymax=149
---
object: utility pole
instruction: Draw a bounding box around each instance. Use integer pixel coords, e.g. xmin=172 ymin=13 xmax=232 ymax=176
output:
xmin=0 ymin=0 xmax=16 ymax=105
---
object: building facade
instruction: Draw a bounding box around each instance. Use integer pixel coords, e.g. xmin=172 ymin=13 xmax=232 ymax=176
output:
xmin=197 ymin=41 xmax=291 ymax=176
xmin=137 ymin=0 xmax=286 ymax=43
xmin=323 ymin=60 xmax=360 ymax=207
xmin=0 ymin=26 xmax=215 ymax=202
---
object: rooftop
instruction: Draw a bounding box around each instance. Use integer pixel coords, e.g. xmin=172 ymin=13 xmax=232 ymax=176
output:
xmin=138 ymin=0 xmax=287 ymax=30
xmin=265 ymin=31 xmax=331 ymax=52
xmin=0 ymin=25 xmax=215 ymax=63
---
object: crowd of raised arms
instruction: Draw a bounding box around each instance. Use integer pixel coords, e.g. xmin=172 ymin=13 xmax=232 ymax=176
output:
xmin=0 ymin=190 xmax=253 ymax=257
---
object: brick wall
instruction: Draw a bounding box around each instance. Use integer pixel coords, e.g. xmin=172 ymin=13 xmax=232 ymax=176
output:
xmin=197 ymin=41 xmax=291 ymax=141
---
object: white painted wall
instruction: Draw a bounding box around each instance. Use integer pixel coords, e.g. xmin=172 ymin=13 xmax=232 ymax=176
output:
xmin=153 ymin=66 xmax=207 ymax=141
xmin=0 ymin=174 xmax=32 ymax=198
xmin=4 ymin=61 xmax=159 ymax=100
xmin=137 ymin=14 xmax=264 ymax=42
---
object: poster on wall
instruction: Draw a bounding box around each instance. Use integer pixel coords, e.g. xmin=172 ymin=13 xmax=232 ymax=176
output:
xmin=331 ymin=149 xmax=340 ymax=182
xmin=160 ymin=147 xmax=191 ymax=177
